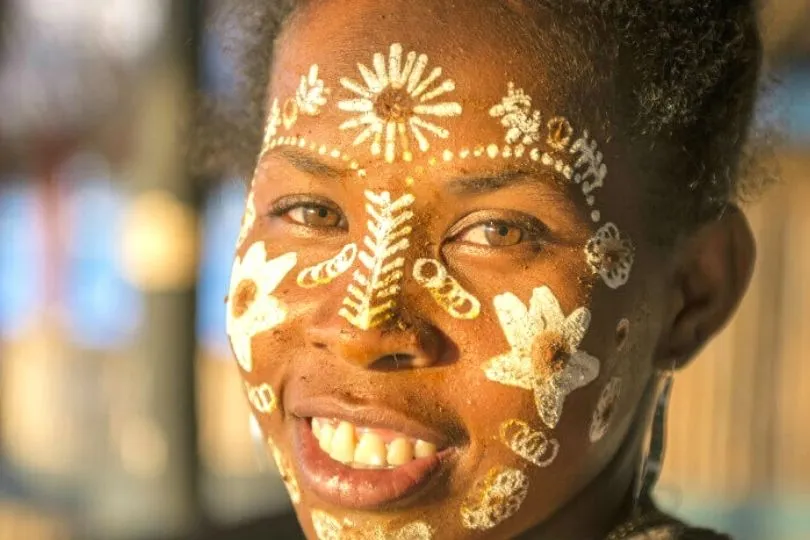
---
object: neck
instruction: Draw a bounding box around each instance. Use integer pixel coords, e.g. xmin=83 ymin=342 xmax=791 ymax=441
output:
xmin=517 ymin=379 xmax=659 ymax=540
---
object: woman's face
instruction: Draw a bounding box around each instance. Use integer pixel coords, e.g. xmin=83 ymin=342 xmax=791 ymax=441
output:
xmin=228 ymin=1 xmax=669 ymax=538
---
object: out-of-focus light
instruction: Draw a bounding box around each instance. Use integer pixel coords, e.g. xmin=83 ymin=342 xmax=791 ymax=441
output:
xmin=118 ymin=416 xmax=168 ymax=478
xmin=20 ymin=0 xmax=165 ymax=61
xmin=120 ymin=190 xmax=198 ymax=292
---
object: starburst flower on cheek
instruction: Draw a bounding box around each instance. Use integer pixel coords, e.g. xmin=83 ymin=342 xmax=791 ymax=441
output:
xmin=226 ymin=242 xmax=298 ymax=372
xmin=483 ymin=286 xmax=600 ymax=429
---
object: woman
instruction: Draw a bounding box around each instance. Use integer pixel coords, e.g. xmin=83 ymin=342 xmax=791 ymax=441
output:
xmin=222 ymin=0 xmax=763 ymax=538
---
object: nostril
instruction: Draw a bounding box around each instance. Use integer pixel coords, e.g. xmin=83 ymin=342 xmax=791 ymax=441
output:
xmin=312 ymin=342 xmax=328 ymax=350
xmin=370 ymin=353 xmax=419 ymax=371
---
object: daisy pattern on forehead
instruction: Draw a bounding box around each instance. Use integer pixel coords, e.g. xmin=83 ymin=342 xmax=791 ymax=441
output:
xmin=483 ymin=286 xmax=600 ymax=429
xmin=296 ymin=64 xmax=330 ymax=116
xmin=227 ymin=242 xmax=297 ymax=372
xmin=338 ymin=43 xmax=462 ymax=163
xmin=489 ymin=82 xmax=542 ymax=146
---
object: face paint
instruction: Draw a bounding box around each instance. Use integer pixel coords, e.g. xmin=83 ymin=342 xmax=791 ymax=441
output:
xmin=500 ymin=419 xmax=559 ymax=468
xmin=584 ymin=222 xmax=636 ymax=289
xmin=297 ymin=243 xmax=358 ymax=288
xmin=267 ymin=438 xmax=301 ymax=504
xmin=615 ymin=318 xmax=630 ymax=351
xmin=311 ymin=509 xmax=433 ymax=540
xmin=235 ymin=192 xmax=256 ymax=248
xmin=338 ymin=43 xmax=462 ymax=163
xmin=296 ymin=64 xmax=330 ymax=116
xmin=489 ymin=82 xmax=542 ymax=146
xmin=546 ymin=116 xmax=574 ymax=151
xmin=227 ymin=243 xmax=297 ymax=371
xmin=244 ymin=381 xmax=277 ymax=415
xmin=412 ymin=258 xmax=481 ymax=319
xmin=339 ymin=190 xmax=415 ymax=330
xmin=260 ymin=98 xmax=282 ymax=158
xmin=483 ymin=286 xmax=600 ymax=429
xmin=460 ymin=467 xmax=529 ymax=531
xmin=589 ymin=377 xmax=622 ymax=443
xmin=265 ymin=136 xmax=365 ymax=177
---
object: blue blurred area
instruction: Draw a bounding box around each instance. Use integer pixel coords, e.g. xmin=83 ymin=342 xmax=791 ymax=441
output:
xmin=197 ymin=179 xmax=246 ymax=355
xmin=60 ymin=155 xmax=143 ymax=349
xmin=780 ymin=64 xmax=810 ymax=143
xmin=0 ymin=177 xmax=44 ymax=339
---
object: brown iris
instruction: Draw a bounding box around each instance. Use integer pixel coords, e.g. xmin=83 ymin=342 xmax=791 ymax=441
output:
xmin=296 ymin=205 xmax=342 ymax=228
xmin=484 ymin=222 xmax=523 ymax=247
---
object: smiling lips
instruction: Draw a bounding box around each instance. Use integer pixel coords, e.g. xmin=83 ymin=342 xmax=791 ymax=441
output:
xmin=292 ymin=405 xmax=455 ymax=509
xmin=312 ymin=417 xmax=439 ymax=469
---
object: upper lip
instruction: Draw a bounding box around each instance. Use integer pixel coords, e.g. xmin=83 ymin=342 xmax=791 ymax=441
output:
xmin=288 ymin=395 xmax=452 ymax=449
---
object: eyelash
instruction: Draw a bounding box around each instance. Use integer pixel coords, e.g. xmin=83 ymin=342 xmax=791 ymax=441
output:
xmin=267 ymin=195 xmax=348 ymax=230
xmin=267 ymin=195 xmax=548 ymax=250
xmin=449 ymin=213 xmax=549 ymax=250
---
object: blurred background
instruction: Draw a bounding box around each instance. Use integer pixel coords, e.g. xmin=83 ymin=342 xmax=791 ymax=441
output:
xmin=0 ymin=1 xmax=807 ymax=539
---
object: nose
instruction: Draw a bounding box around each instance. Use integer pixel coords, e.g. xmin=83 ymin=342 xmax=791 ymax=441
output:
xmin=306 ymin=310 xmax=447 ymax=370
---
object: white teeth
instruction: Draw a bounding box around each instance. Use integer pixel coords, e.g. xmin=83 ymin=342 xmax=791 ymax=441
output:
xmin=311 ymin=418 xmax=441 ymax=469
xmin=414 ymin=440 xmax=437 ymax=459
xmin=354 ymin=433 xmax=387 ymax=466
xmin=387 ymin=438 xmax=414 ymax=466
xmin=318 ymin=424 xmax=335 ymax=454
xmin=329 ymin=421 xmax=357 ymax=464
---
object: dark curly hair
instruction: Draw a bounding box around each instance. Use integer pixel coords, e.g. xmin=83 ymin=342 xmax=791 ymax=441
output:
xmin=199 ymin=0 xmax=768 ymax=245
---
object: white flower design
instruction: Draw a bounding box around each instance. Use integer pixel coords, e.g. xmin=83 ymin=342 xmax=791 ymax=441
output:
xmin=226 ymin=242 xmax=297 ymax=372
xmin=500 ymin=419 xmax=559 ymax=468
xmin=235 ymin=192 xmax=256 ymax=248
xmin=489 ymin=82 xmax=542 ymax=146
xmin=585 ymin=222 xmax=635 ymax=289
xmin=296 ymin=64 xmax=330 ymax=116
xmin=483 ymin=286 xmax=600 ymax=429
xmin=311 ymin=510 xmax=433 ymax=540
xmin=589 ymin=377 xmax=622 ymax=443
xmin=338 ymin=43 xmax=462 ymax=163
xmin=260 ymin=98 xmax=282 ymax=157
xmin=460 ymin=467 xmax=529 ymax=531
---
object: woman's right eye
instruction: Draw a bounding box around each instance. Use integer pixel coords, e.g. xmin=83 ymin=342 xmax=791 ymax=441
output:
xmin=281 ymin=203 xmax=347 ymax=229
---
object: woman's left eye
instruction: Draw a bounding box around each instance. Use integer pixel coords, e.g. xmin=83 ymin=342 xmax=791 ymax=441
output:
xmin=456 ymin=222 xmax=524 ymax=247
xmin=285 ymin=205 xmax=344 ymax=228
xmin=452 ymin=217 xmax=546 ymax=248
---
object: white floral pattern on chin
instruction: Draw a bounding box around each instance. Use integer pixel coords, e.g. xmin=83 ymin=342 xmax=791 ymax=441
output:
xmin=483 ymin=286 xmax=600 ymax=429
xmin=585 ymin=222 xmax=635 ymax=289
xmin=226 ymin=242 xmax=297 ymax=372
xmin=311 ymin=510 xmax=433 ymax=540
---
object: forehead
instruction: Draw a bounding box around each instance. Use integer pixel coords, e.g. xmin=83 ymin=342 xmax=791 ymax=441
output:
xmin=268 ymin=0 xmax=593 ymax=152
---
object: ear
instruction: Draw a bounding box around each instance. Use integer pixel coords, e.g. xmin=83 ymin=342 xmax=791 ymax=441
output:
xmin=654 ymin=205 xmax=756 ymax=370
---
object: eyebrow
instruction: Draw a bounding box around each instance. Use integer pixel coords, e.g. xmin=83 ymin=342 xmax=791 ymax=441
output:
xmin=446 ymin=169 xmax=566 ymax=198
xmin=273 ymin=147 xmax=347 ymax=179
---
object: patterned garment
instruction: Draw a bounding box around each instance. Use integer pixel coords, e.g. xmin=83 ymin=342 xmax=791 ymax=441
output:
xmin=606 ymin=509 xmax=731 ymax=540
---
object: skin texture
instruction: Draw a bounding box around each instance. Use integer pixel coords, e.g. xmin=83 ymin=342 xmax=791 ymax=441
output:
xmin=229 ymin=0 xmax=756 ymax=538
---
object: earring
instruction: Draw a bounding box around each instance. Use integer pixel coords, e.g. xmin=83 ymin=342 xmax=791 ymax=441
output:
xmin=633 ymin=373 xmax=674 ymax=511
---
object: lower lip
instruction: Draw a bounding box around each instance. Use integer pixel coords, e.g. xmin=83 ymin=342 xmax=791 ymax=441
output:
xmin=292 ymin=418 xmax=453 ymax=509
